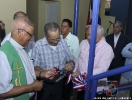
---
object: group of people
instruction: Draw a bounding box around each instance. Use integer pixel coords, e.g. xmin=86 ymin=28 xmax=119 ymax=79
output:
xmin=0 ymin=11 xmax=132 ymax=100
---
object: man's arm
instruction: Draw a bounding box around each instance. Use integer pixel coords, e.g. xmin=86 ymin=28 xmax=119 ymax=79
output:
xmin=34 ymin=66 xmax=44 ymax=72
xmin=122 ymin=43 xmax=132 ymax=58
xmin=0 ymin=80 xmax=43 ymax=99
xmin=34 ymin=66 xmax=56 ymax=80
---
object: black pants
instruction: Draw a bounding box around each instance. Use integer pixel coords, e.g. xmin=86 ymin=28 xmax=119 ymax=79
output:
xmin=63 ymin=77 xmax=73 ymax=100
xmin=37 ymin=79 xmax=64 ymax=100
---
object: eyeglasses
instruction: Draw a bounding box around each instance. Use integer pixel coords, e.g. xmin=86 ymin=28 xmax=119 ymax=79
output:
xmin=48 ymin=37 xmax=60 ymax=43
xmin=18 ymin=28 xmax=33 ymax=37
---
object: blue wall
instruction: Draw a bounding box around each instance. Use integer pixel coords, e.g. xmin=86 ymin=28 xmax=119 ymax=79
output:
xmin=109 ymin=0 xmax=129 ymax=29
xmin=125 ymin=0 xmax=132 ymax=40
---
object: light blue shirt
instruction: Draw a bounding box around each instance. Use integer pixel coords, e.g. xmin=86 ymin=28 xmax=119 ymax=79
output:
xmin=122 ymin=43 xmax=132 ymax=81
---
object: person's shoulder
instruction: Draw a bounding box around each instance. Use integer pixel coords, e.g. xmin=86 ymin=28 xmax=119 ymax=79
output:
xmin=7 ymin=32 xmax=11 ymax=36
xmin=125 ymin=42 xmax=132 ymax=46
xmin=34 ymin=38 xmax=45 ymax=47
xmin=104 ymin=41 xmax=112 ymax=47
xmin=121 ymin=33 xmax=130 ymax=39
xmin=120 ymin=33 xmax=131 ymax=43
xmin=67 ymin=33 xmax=79 ymax=42
xmin=0 ymin=50 xmax=7 ymax=57
xmin=105 ymin=33 xmax=113 ymax=38
xmin=36 ymin=38 xmax=44 ymax=43
xmin=60 ymin=38 xmax=67 ymax=44
xmin=5 ymin=32 xmax=11 ymax=38
xmin=80 ymin=39 xmax=88 ymax=46
xmin=80 ymin=39 xmax=87 ymax=43
xmin=70 ymin=33 xmax=78 ymax=39
xmin=103 ymin=40 xmax=113 ymax=50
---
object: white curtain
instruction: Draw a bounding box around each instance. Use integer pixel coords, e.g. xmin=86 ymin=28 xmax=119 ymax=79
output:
xmin=105 ymin=0 xmax=111 ymax=8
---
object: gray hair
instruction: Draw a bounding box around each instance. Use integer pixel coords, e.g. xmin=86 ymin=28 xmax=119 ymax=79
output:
xmin=44 ymin=22 xmax=60 ymax=37
xmin=114 ymin=21 xmax=123 ymax=28
xmin=85 ymin=24 xmax=104 ymax=35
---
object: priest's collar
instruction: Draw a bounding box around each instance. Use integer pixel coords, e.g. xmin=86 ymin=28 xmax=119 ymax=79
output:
xmin=10 ymin=38 xmax=24 ymax=50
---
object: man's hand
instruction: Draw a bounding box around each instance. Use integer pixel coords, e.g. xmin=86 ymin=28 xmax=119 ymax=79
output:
xmin=50 ymin=67 xmax=58 ymax=72
xmin=31 ymin=80 xmax=43 ymax=91
xmin=41 ymin=70 xmax=56 ymax=80
xmin=64 ymin=62 xmax=74 ymax=71
xmin=72 ymin=71 xmax=80 ymax=79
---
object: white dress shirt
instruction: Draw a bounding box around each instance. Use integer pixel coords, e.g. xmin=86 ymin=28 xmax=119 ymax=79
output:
xmin=0 ymin=38 xmax=36 ymax=100
xmin=114 ymin=33 xmax=121 ymax=48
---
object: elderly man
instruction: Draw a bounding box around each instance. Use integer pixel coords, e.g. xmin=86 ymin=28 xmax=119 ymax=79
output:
xmin=0 ymin=17 xmax=55 ymax=100
xmin=1 ymin=11 xmax=35 ymax=57
xmin=73 ymin=25 xmax=114 ymax=100
xmin=1 ymin=11 xmax=27 ymax=45
xmin=31 ymin=22 xmax=74 ymax=100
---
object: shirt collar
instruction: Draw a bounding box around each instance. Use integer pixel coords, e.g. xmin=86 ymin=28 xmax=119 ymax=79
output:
xmin=43 ymin=37 xmax=48 ymax=45
xmin=10 ymin=38 xmax=24 ymax=50
xmin=96 ymin=37 xmax=105 ymax=46
xmin=65 ymin=32 xmax=72 ymax=40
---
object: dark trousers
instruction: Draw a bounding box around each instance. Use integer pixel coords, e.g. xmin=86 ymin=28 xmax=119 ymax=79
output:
xmin=37 ymin=79 xmax=64 ymax=100
xmin=129 ymin=88 xmax=132 ymax=99
xmin=77 ymin=90 xmax=107 ymax=100
xmin=63 ymin=77 xmax=73 ymax=100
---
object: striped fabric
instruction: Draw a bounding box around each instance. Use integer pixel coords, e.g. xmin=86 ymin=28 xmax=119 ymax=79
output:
xmin=67 ymin=73 xmax=87 ymax=91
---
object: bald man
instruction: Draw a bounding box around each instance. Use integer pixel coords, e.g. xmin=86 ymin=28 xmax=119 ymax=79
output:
xmin=0 ymin=17 xmax=56 ymax=100
xmin=1 ymin=11 xmax=35 ymax=57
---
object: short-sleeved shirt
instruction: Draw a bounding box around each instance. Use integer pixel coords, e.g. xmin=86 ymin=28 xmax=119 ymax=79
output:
xmin=31 ymin=37 xmax=72 ymax=81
